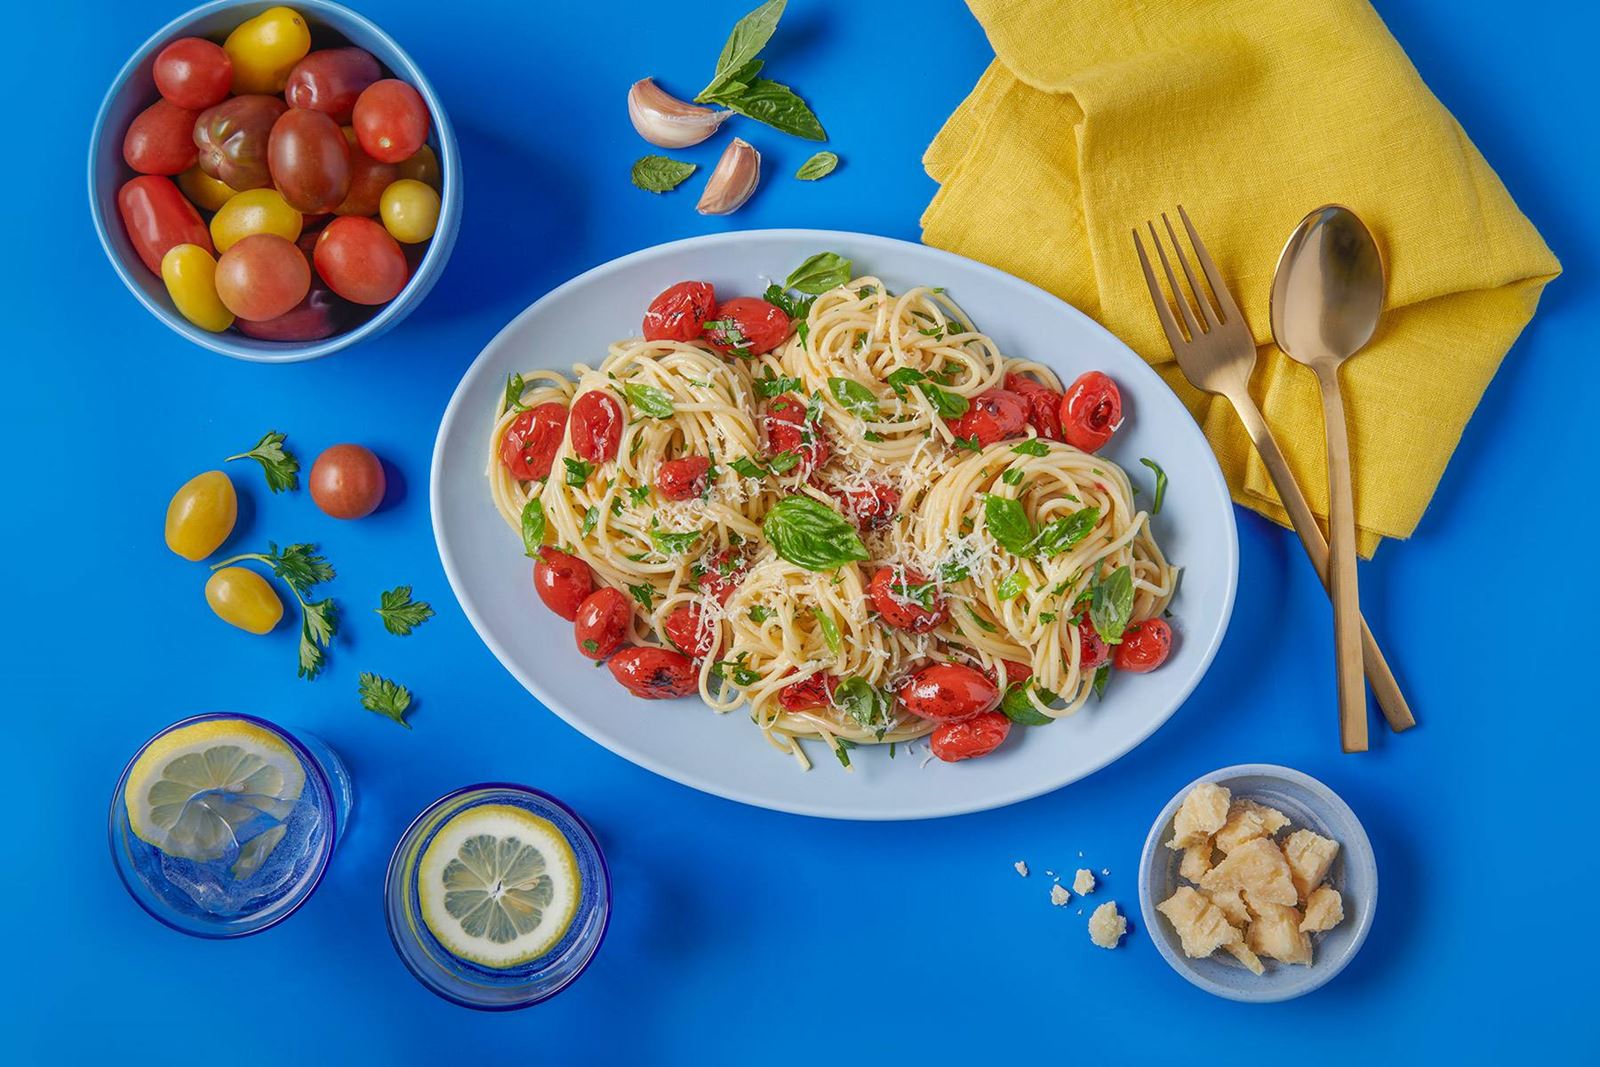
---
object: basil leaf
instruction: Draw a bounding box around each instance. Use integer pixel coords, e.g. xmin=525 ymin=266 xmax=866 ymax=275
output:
xmin=984 ymin=494 xmax=1035 ymax=556
xmin=1000 ymin=467 xmax=1024 ymax=486
xmin=997 ymin=572 xmax=1028 ymax=601
xmin=1090 ymin=565 xmax=1135 ymax=644
xmin=1032 ymin=506 xmax=1099 ymax=559
xmin=1011 ymin=439 xmax=1050 ymax=457
xmin=697 ymin=0 xmax=786 ymax=101
xmin=625 ymin=382 xmax=675 ymax=419
xmin=749 ymin=605 xmax=771 ymax=623
xmin=919 ymin=381 xmax=968 ymax=419
xmin=952 ymin=434 xmax=982 ymax=453
xmin=756 ymin=368 xmax=802 ymax=397
xmin=627 ymin=485 xmax=652 ymax=505
xmin=834 ymin=737 xmax=855 ymax=767
xmin=762 ymin=495 xmax=870 ymax=571
xmin=631 ymin=155 xmax=697 ymax=193
xmin=505 ymin=373 xmax=528 ymax=412
xmin=706 ymin=78 xmax=826 ymax=141
xmin=520 ymin=498 xmax=546 ymax=557
xmin=650 ymin=521 xmax=702 ymax=556
xmin=627 ymin=582 xmax=655 ymax=611
xmin=796 ymin=151 xmax=839 ymax=181
xmin=812 ymin=606 xmax=841 ymax=653
xmin=885 ymin=367 xmax=925 ymax=398
xmin=731 ymin=456 xmax=768 ymax=479
xmin=828 ymin=377 xmax=878 ymax=417
xmin=967 ymin=607 xmax=997 ymax=633
xmin=761 ymin=284 xmax=814 ymax=321
xmin=1001 ymin=680 xmax=1054 ymax=726
xmin=834 ymin=677 xmax=888 ymax=729
xmin=785 ymin=252 xmax=853 ymax=294
xmin=563 ymin=458 xmax=592 ymax=487
xmin=1140 ymin=457 xmax=1168 ymax=515
xmin=767 ymin=451 xmax=800 ymax=474
xmin=1093 ymin=665 xmax=1110 ymax=699
xmin=580 ymin=505 xmax=599 ymax=538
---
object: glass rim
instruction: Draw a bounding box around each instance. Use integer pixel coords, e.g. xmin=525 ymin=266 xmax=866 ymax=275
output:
xmin=107 ymin=712 xmax=340 ymax=940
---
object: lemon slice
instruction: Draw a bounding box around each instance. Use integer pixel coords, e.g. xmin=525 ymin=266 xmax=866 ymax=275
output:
xmin=417 ymin=804 xmax=581 ymax=969
xmin=124 ymin=718 xmax=306 ymax=864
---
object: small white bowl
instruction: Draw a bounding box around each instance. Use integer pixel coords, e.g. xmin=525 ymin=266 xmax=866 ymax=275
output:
xmin=1137 ymin=764 xmax=1377 ymax=1003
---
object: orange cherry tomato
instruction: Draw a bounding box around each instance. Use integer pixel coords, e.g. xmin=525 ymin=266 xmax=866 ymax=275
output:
xmin=352 ymin=79 xmax=430 ymax=163
xmin=214 ymin=233 xmax=310 ymax=321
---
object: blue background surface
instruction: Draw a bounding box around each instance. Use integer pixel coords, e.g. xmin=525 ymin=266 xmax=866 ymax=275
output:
xmin=9 ymin=0 xmax=1596 ymax=1061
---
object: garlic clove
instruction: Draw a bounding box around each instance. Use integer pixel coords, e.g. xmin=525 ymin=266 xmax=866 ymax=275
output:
xmin=628 ymin=78 xmax=730 ymax=148
xmin=697 ymin=138 xmax=761 ymax=216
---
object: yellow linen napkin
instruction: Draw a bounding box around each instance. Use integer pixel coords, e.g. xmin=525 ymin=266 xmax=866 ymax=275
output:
xmin=923 ymin=0 xmax=1559 ymax=555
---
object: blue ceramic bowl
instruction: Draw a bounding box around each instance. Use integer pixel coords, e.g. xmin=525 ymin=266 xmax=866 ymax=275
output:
xmin=1138 ymin=764 xmax=1378 ymax=1003
xmin=87 ymin=0 xmax=461 ymax=362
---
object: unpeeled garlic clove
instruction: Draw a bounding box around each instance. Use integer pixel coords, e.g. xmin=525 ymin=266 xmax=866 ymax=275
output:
xmin=697 ymin=138 xmax=760 ymax=216
xmin=628 ymin=77 xmax=730 ymax=148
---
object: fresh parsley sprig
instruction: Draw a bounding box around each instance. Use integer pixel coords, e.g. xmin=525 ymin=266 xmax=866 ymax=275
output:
xmin=359 ymin=672 xmax=413 ymax=728
xmin=211 ymin=543 xmax=337 ymax=680
xmin=376 ymin=585 xmax=434 ymax=636
xmin=226 ymin=431 xmax=300 ymax=493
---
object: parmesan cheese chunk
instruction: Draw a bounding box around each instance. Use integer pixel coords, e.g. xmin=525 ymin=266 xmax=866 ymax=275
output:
xmin=1199 ymin=837 xmax=1298 ymax=906
xmin=1282 ymin=829 xmax=1340 ymax=903
xmin=1225 ymin=942 xmax=1267 ymax=976
xmin=1300 ymin=885 xmax=1345 ymax=933
xmin=1013 ymin=860 xmax=1029 ymax=877
xmin=1214 ymin=799 xmax=1291 ymax=854
xmin=1156 ymin=886 xmax=1241 ymax=959
xmin=1206 ymin=887 xmax=1251 ymax=929
xmin=1246 ymin=901 xmax=1313 ymax=965
xmin=1088 ymin=901 xmax=1127 ymax=949
xmin=1050 ymin=883 xmax=1071 ymax=907
xmin=1073 ymin=868 xmax=1096 ymax=895
xmin=1179 ymin=845 xmax=1214 ymax=883
xmin=1167 ymin=783 xmax=1232 ymax=849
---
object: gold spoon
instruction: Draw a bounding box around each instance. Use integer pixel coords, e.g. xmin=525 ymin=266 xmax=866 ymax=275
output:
xmin=1270 ymin=205 xmax=1384 ymax=753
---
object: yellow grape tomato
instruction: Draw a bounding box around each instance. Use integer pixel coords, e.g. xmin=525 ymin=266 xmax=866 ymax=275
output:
xmin=396 ymin=144 xmax=439 ymax=188
xmin=165 ymin=470 xmax=238 ymax=561
xmin=205 ymin=567 xmax=285 ymax=634
xmin=379 ymin=179 xmax=440 ymax=244
xmin=211 ymin=188 xmax=302 ymax=252
xmin=161 ymin=244 xmax=234 ymax=333
xmin=224 ymin=6 xmax=312 ymax=94
xmin=177 ymin=166 xmax=237 ymax=212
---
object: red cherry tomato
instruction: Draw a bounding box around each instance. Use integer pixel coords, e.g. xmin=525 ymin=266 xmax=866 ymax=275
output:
xmin=123 ymin=100 xmax=199 ymax=175
xmin=704 ymin=297 xmax=789 ymax=356
xmin=285 ymin=47 xmax=383 ymax=125
xmin=534 ymin=547 xmax=593 ymax=621
xmin=695 ymin=549 xmax=747 ymax=605
xmin=574 ymin=587 xmax=630 ymax=660
xmin=1059 ymin=371 xmax=1123 ymax=452
xmin=1004 ymin=373 xmax=1065 ymax=442
xmin=986 ymin=659 xmax=1034 ymax=689
xmin=867 ymin=567 xmax=948 ymax=633
xmin=333 ymin=127 xmax=399 ymax=215
xmin=765 ymin=393 xmax=830 ymax=475
xmin=947 ymin=389 xmax=1028 ymax=447
xmin=214 ymin=233 xmax=310 ymax=321
xmin=499 ymin=402 xmax=568 ymax=481
xmin=643 ymin=281 xmax=717 ymax=342
xmin=570 ymin=391 xmax=624 ymax=463
xmin=153 ymin=37 xmax=233 ymax=110
xmin=1114 ymin=618 xmax=1173 ymax=673
xmin=352 ymin=79 xmax=430 ymax=163
xmin=1077 ymin=618 xmax=1110 ymax=671
xmin=779 ymin=673 xmax=839 ymax=711
xmin=234 ymin=277 xmax=350 ymax=341
xmin=313 ymin=216 xmax=409 ymax=304
xmin=117 ymin=176 xmax=212 ymax=275
xmin=900 ymin=663 xmax=1000 ymax=722
xmin=930 ymin=711 xmax=1012 ymax=762
xmin=309 ymin=443 xmax=386 ymax=519
xmin=608 ymin=646 xmax=698 ymax=699
xmin=268 ymin=108 xmax=351 ymax=213
xmin=194 ymin=95 xmax=288 ymax=190
xmin=656 ymin=455 xmax=711 ymax=501
xmin=662 ymin=603 xmax=715 ymax=659
xmin=831 ymin=482 xmax=900 ymax=531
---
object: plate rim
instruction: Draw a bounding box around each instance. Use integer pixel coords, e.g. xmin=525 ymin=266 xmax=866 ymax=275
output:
xmin=430 ymin=228 xmax=1239 ymax=820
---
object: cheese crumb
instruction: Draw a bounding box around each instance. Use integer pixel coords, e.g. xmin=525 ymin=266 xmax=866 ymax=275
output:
xmin=1073 ymin=868 xmax=1096 ymax=895
xmin=1013 ymin=860 xmax=1029 ymax=877
xmin=1300 ymin=885 xmax=1345 ymax=933
xmin=1088 ymin=901 xmax=1127 ymax=948
xmin=1050 ymin=884 xmax=1071 ymax=907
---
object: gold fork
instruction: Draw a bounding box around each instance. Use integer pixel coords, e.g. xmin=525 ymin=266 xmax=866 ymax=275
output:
xmin=1133 ymin=206 xmax=1415 ymax=734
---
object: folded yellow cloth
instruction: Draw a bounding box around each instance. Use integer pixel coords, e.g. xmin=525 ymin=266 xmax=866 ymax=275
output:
xmin=923 ymin=0 xmax=1559 ymax=555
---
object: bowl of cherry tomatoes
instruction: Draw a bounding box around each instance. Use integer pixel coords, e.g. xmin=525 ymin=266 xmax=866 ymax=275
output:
xmin=88 ymin=1 xmax=461 ymax=362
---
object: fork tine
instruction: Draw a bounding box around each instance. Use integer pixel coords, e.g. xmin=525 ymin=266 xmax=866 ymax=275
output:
xmin=1177 ymin=205 xmax=1243 ymax=323
xmin=1147 ymin=221 xmax=1203 ymax=340
xmin=1132 ymin=228 xmax=1190 ymax=353
xmin=1162 ymin=212 xmax=1220 ymax=330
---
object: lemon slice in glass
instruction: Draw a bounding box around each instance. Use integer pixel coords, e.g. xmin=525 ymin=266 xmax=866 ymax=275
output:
xmin=417 ymin=804 xmax=581 ymax=969
xmin=123 ymin=718 xmax=306 ymax=864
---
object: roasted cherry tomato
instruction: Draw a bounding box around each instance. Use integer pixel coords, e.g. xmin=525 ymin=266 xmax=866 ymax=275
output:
xmin=900 ymin=663 xmax=1000 ymax=722
xmin=397 ymin=144 xmax=440 ymax=187
xmin=930 ymin=711 xmax=1012 ymax=762
xmin=309 ymin=444 xmax=386 ymax=519
xmin=118 ymin=175 xmax=212 ymax=275
xmin=161 ymin=244 xmax=233 ymax=333
xmin=1076 ymin=618 xmax=1110 ymax=671
xmin=1114 ymin=618 xmax=1173 ymax=673
xmin=694 ymin=549 xmax=746 ymax=605
xmin=177 ymin=166 xmax=237 ymax=212
xmin=987 ymin=658 xmax=1034 ymax=689
xmin=643 ymin=281 xmax=716 ymax=342
xmin=210 ymin=187 xmax=302 ymax=252
xmin=123 ymin=99 xmax=199 ymax=175
xmin=194 ymin=94 xmax=288 ymax=190
xmin=608 ymin=647 xmax=697 ymax=699
xmin=534 ymin=547 xmax=593 ymax=620
xmin=206 ymin=566 xmax=286 ymax=635
xmin=662 ymin=603 xmax=714 ymax=659
xmin=379 ymin=178 xmax=439 ymax=244
xmin=352 ymin=79 xmax=430 ymax=163
xmin=285 ymin=47 xmax=382 ymax=124
xmin=313 ymin=216 xmax=409 ymax=304
xmin=656 ymin=455 xmax=710 ymax=501
xmin=153 ymin=37 xmax=233 ymax=110
xmin=779 ymin=673 xmax=838 ymax=711
xmin=948 ymin=388 xmax=1028 ymax=447
xmin=574 ymin=587 xmax=630 ymax=660
xmin=333 ymin=127 xmax=399 ymax=215
xmin=867 ymin=567 xmax=948 ymax=633
xmin=570 ymin=391 xmax=624 ymax=463
xmin=765 ymin=393 xmax=829 ymax=475
xmin=165 ymin=470 xmax=237 ymax=561
xmin=704 ymin=296 xmax=789 ymax=356
xmin=1059 ymin=371 xmax=1123 ymax=452
xmin=832 ymin=482 xmax=900 ymax=531
xmin=1004 ymin=373 xmax=1065 ymax=442
xmin=224 ymin=5 xmax=311 ymax=94
xmin=500 ymin=402 xmax=568 ymax=481
xmin=268 ymin=108 xmax=351 ymax=214
xmin=214 ymin=233 xmax=310 ymax=321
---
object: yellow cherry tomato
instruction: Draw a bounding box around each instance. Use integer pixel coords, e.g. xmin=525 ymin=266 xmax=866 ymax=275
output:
xmin=224 ymin=6 xmax=312 ymax=94
xmin=205 ymin=567 xmax=285 ymax=634
xmin=379 ymin=179 xmax=440 ymax=244
xmin=161 ymin=244 xmax=234 ymax=333
xmin=210 ymin=188 xmax=303 ymax=252
xmin=165 ymin=471 xmax=238 ymax=561
xmin=177 ymin=166 xmax=238 ymax=212
xmin=396 ymin=144 xmax=440 ymax=188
